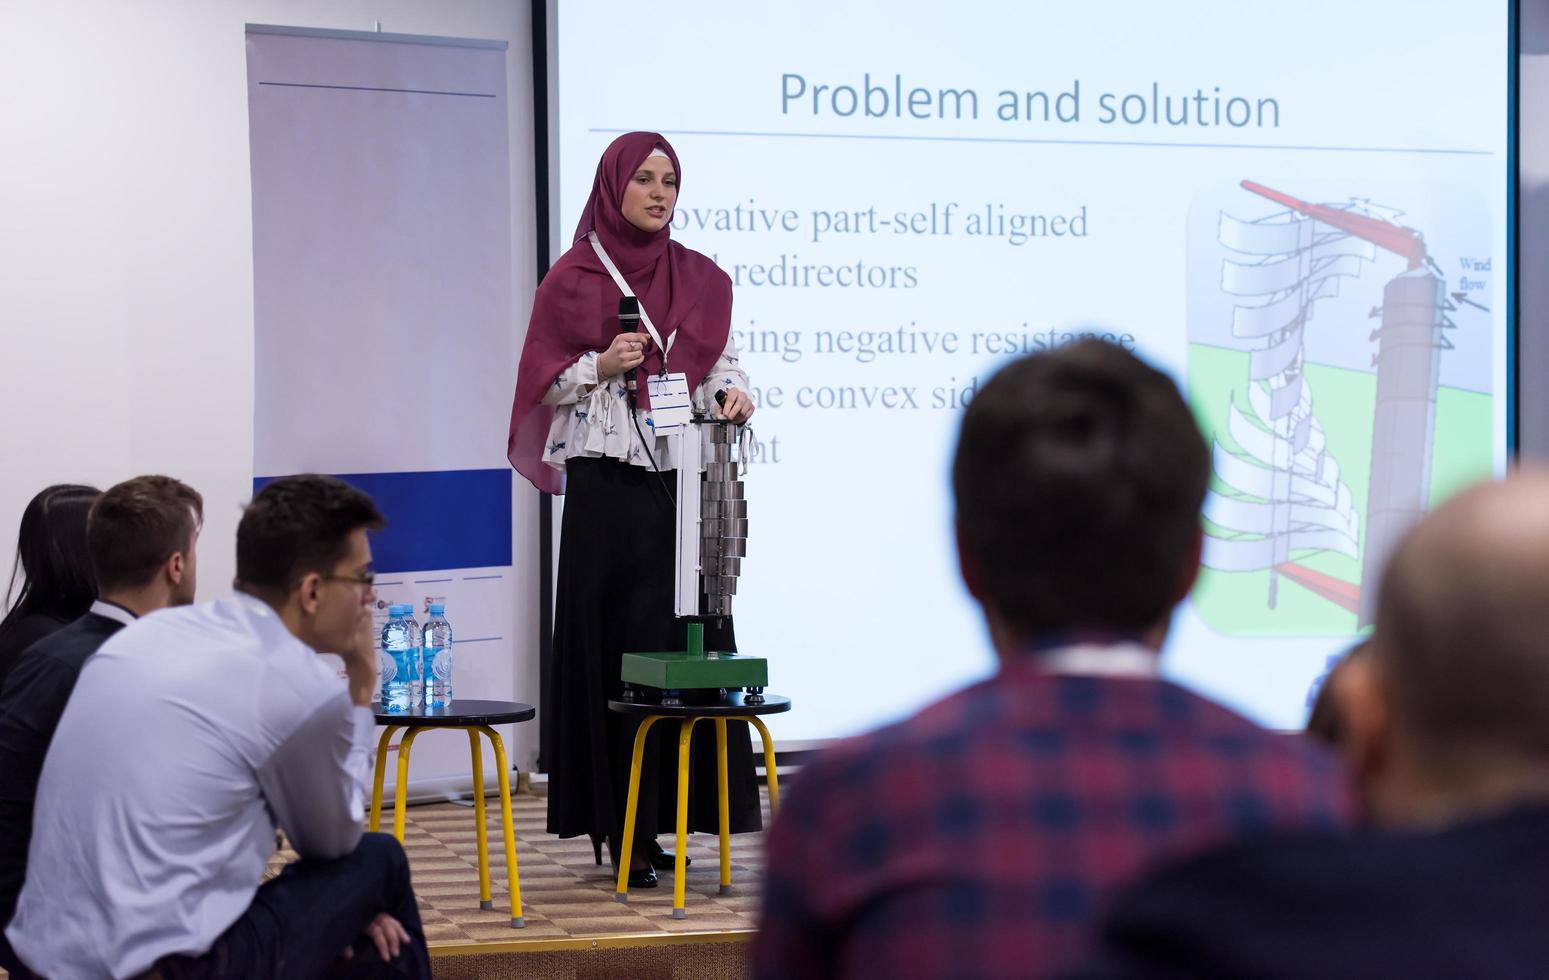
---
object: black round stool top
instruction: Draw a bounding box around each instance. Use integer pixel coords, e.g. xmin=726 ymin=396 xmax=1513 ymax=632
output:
xmin=374 ymin=699 xmax=535 ymax=727
xmin=608 ymin=692 xmax=791 ymax=718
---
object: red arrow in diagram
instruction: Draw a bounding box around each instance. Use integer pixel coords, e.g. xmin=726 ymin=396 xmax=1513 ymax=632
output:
xmin=1241 ymin=180 xmax=1429 ymax=269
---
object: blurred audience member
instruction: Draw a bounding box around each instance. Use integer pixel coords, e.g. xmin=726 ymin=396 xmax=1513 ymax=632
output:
xmin=755 ymin=341 xmax=1346 ymax=980
xmin=0 ymin=475 xmax=202 ymax=979
xmin=1079 ymin=471 xmax=1549 ymax=980
xmin=1305 ymin=638 xmax=1371 ymax=752
xmin=0 ymin=485 xmax=99 ymax=689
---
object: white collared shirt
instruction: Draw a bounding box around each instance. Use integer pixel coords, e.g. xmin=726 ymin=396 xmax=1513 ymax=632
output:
xmin=6 ymin=593 xmax=375 ymax=979
xmin=88 ymin=598 xmax=137 ymax=628
xmin=1036 ymin=641 xmax=1161 ymax=679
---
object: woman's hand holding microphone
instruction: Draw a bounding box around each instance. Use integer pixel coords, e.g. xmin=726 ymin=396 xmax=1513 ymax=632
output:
xmin=599 ymin=332 xmax=650 ymax=380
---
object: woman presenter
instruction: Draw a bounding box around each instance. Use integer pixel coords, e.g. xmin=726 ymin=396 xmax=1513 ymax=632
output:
xmin=507 ymin=132 xmax=759 ymax=886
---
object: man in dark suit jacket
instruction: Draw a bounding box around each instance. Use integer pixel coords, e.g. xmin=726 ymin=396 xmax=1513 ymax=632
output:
xmin=1078 ymin=471 xmax=1549 ymax=980
xmin=754 ymin=342 xmax=1348 ymax=980
xmin=0 ymin=475 xmax=201 ymax=978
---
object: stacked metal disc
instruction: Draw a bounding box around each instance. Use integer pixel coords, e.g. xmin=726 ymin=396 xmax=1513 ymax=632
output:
xmin=700 ymin=423 xmax=747 ymax=617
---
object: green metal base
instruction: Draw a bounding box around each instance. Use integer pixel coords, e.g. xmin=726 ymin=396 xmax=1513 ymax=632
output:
xmin=620 ymin=651 xmax=769 ymax=689
xmin=620 ymin=620 xmax=768 ymax=691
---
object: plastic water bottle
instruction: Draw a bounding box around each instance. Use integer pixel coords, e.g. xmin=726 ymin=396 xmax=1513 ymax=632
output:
xmin=402 ymin=606 xmax=423 ymax=708
xmin=422 ymin=602 xmax=453 ymax=708
xmin=380 ymin=605 xmax=413 ymax=711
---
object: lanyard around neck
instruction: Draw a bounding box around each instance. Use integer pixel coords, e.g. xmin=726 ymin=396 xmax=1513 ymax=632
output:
xmin=588 ymin=231 xmax=675 ymax=370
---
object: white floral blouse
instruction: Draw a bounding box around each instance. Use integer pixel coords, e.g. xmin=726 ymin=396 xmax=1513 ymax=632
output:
xmin=540 ymin=333 xmax=749 ymax=473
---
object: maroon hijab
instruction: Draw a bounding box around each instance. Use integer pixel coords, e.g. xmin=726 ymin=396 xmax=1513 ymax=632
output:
xmin=507 ymin=132 xmax=733 ymax=493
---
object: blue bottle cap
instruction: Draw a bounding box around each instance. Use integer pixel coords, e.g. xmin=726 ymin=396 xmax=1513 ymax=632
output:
xmin=428 ymin=603 xmax=445 ymax=615
xmin=389 ymin=603 xmax=408 ymax=615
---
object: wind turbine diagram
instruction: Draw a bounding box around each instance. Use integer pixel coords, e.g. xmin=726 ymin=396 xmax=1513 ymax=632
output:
xmin=1197 ymin=179 xmax=1469 ymax=629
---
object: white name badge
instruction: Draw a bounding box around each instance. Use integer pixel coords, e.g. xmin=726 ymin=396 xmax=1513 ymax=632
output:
xmin=646 ymin=372 xmax=693 ymax=431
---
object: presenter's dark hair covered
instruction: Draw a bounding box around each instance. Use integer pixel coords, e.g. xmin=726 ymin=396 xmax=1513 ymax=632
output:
xmin=952 ymin=339 xmax=1209 ymax=638
xmin=237 ymin=475 xmax=385 ymax=594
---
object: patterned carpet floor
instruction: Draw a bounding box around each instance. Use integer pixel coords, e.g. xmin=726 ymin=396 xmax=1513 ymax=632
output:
xmin=269 ymin=785 xmax=768 ymax=947
xmin=0 ymin=788 xmax=766 ymax=978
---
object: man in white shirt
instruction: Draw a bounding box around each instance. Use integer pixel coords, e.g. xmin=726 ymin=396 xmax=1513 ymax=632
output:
xmin=6 ymin=475 xmax=428 ymax=979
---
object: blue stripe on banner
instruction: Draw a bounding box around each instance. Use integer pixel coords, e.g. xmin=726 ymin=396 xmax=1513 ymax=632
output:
xmin=252 ymin=469 xmax=512 ymax=573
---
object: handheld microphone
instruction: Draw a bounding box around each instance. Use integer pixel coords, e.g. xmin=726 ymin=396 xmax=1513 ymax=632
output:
xmin=618 ymin=296 xmax=641 ymax=406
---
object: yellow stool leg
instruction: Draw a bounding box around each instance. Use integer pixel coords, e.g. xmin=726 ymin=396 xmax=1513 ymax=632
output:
xmin=747 ymin=717 xmax=781 ymax=815
xmin=392 ymin=728 xmax=424 ymax=842
xmin=479 ymin=725 xmax=525 ymax=928
xmin=615 ymin=716 xmax=662 ymax=902
xmin=672 ymin=717 xmax=701 ymax=919
xmin=466 ymin=728 xmax=492 ymax=910
xmin=369 ymin=726 xmax=399 ymax=833
xmin=715 ymin=718 xmax=732 ymax=895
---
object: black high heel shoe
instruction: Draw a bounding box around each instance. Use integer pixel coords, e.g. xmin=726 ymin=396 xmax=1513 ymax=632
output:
xmin=600 ymin=835 xmax=658 ymax=888
xmin=646 ymin=838 xmax=690 ymax=871
xmin=624 ymin=864 xmax=658 ymax=888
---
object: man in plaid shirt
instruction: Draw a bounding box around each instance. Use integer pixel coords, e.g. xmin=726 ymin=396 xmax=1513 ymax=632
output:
xmin=754 ymin=341 xmax=1347 ymax=980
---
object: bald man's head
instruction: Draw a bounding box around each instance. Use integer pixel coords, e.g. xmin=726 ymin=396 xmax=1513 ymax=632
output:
xmin=1375 ymin=469 xmax=1549 ymax=776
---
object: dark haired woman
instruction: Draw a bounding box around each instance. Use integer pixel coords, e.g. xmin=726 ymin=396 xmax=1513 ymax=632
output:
xmin=508 ymin=133 xmax=759 ymax=884
xmin=0 ymin=484 xmax=100 ymax=690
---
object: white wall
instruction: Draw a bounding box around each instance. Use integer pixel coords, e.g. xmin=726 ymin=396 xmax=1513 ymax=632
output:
xmin=0 ymin=1 xmax=540 ymax=766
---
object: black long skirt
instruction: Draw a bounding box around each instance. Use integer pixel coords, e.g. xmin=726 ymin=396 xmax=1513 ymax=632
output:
xmin=545 ymin=455 xmax=763 ymax=843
